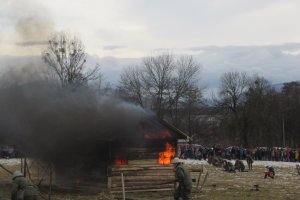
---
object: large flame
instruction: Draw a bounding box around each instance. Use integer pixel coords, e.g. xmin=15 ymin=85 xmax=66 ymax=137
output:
xmin=158 ymin=142 xmax=175 ymax=165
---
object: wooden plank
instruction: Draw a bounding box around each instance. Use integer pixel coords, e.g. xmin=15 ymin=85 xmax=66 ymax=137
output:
xmin=111 ymin=171 xmax=174 ymax=176
xmin=112 ymin=164 xmax=173 ymax=168
xmin=109 ymin=162 xmax=176 ymax=194
xmin=111 ymin=167 xmax=144 ymax=172
xmin=112 ymin=163 xmax=173 ymax=167
xmin=111 ymin=181 xmax=175 ymax=187
xmin=107 ymin=176 xmax=112 ymax=190
xmin=128 ymin=159 xmax=159 ymax=165
xmin=111 ymin=166 xmax=173 ymax=172
xmin=111 ymin=176 xmax=175 ymax=182
xmin=110 ymin=184 xmax=174 ymax=191
xmin=110 ymin=188 xmax=174 ymax=193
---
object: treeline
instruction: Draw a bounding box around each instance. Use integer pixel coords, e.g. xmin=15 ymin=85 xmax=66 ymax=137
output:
xmin=117 ymin=58 xmax=300 ymax=148
xmin=214 ymin=72 xmax=300 ymax=148
xmin=41 ymin=32 xmax=300 ymax=148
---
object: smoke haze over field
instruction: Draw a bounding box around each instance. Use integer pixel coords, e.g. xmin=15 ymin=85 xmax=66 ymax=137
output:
xmin=0 ymin=64 xmax=150 ymax=175
xmin=0 ymin=0 xmax=55 ymax=55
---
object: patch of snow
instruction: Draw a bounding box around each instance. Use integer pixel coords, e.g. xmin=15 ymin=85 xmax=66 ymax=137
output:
xmin=179 ymin=158 xmax=300 ymax=168
xmin=252 ymin=160 xmax=300 ymax=168
xmin=0 ymin=158 xmax=21 ymax=165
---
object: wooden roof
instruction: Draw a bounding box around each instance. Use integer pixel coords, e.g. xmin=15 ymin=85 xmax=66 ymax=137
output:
xmin=158 ymin=119 xmax=190 ymax=140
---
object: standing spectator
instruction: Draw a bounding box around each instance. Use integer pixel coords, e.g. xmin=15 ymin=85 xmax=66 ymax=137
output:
xmin=172 ymin=158 xmax=192 ymax=200
xmin=246 ymin=155 xmax=254 ymax=170
xmin=295 ymin=149 xmax=299 ymax=162
xmin=202 ymin=148 xmax=207 ymax=160
xmin=271 ymin=148 xmax=275 ymax=161
xmin=287 ymin=148 xmax=291 ymax=162
xmin=296 ymin=164 xmax=300 ymax=175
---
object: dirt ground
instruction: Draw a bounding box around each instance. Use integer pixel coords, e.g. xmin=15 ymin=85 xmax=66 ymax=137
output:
xmin=0 ymin=160 xmax=299 ymax=200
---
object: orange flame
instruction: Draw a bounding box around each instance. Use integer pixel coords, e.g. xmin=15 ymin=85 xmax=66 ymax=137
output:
xmin=115 ymin=159 xmax=128 ymax=165
xmin=158 ymin=142 xmax=175 ymax=165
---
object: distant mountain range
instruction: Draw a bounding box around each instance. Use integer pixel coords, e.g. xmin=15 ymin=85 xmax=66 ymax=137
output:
xmin=273 ymin=80 xmax=300 ymax=92
xmin=1 ymin=43 xmax=300 ymax=92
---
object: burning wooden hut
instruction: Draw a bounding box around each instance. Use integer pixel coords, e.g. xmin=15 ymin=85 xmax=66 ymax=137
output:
xmin=107 ymin=118 xmax=189 ymax=193
xmin=110 ymin=118 xmax=189 ymax=165
xmin=27 ymin=118 xmax=189 ymax=193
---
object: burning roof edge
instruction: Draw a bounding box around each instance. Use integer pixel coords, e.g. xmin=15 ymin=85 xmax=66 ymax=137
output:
xmin=158 ymin=119 xmax=191 ymax=141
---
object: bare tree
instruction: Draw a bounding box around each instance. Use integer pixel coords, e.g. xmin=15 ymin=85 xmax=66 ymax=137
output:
xmin=219 ymin=71 xmax=249 ymax=117
xmin=42 ymin=32 xmax=100 ymax=88
xmin=180 ymin=86 xmax=204 ymax=139
xmin=169 ymin=55 xmax=202 ymax=125
xmin=118 ymin=53 xmax=204 ymax=140
xmin=142 ymin=53 xmax=175 ymax=118
xmin=119 ymin=65 xmax=144 ymax=107
xmin=217 ymin=71 xmax=250 ymax=145
xmin=242 ymin=76 xmax=275 ymax=147
xmin=279 ymin=81 xmax=300 ymax=146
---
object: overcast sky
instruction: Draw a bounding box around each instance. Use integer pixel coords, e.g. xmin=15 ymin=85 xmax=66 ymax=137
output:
xmin=1 ymin=0 xmax=300 ymax=89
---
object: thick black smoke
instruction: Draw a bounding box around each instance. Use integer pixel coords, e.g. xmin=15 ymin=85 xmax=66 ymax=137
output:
xmin=0 ymin=65 xmax=150 ymax=178
xmin=1 ymin=0 xmax=157 ymax=183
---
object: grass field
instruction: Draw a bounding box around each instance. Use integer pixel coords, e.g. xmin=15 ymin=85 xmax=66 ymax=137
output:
xmin=0 ymin=159 xmax=299 ymax=200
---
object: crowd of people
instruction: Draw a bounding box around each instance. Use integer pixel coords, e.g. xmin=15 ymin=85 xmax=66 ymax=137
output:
xmin=178 ymin=144 xmax=300 ymax=162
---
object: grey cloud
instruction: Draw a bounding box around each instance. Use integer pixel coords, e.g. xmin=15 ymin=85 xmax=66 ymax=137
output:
xmin=2 ymin=43 xmax=300 ymax=94
xmin=103 ymin=45 xmax=125 ymax=50
xmin=192 ymin=43 xmax=300 ymax=89
xmin=96 ymin=28 xmax=119 ymax=42
xmin=15 ymin=40 xmax=47 ymax=46
xmin=188 ymin=43 xmax=300 ymax=52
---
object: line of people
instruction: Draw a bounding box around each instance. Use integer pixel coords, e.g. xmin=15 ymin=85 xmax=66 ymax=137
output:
xmin=178 ymin=144 xmax=300 ymax=162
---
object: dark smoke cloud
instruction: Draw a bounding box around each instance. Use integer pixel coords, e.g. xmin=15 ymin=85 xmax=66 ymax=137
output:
xmin=15 ymin=13 xmax=54 ymax=42
xmin=4 ymin=0 xmax=55 ymax=45
xmin=0 ymin=64 xmax=151 ymax=178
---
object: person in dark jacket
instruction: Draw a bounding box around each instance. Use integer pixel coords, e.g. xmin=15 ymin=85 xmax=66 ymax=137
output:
xmin=246 ymin=155 xmax=253 ymax=170
xmin=264 ymin=166 xmax=275 ymax=179
xmin=223 ymin=160 xmax=235 ymax=172
xmin=11 ymin=171 xmax=39 ymax=200
xmin=296 ymin=164 xmax=300 ymax=175
xmin=172 ymin=157 xmax=192 ymax=200
xmin=234 ymin=159 xmax=245 ymax=172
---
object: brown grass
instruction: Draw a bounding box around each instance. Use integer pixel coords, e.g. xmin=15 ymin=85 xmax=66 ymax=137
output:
xmin=0 ymin=160 xmax=299 ymax=200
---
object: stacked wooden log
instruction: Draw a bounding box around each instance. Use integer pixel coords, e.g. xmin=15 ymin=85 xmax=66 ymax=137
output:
xmin=108 ymin=160 xmax=175 ymax=193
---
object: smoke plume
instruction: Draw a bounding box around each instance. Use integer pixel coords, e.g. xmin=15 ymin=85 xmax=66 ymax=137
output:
xmin=0 ymin=64 xmax=151 ymax=178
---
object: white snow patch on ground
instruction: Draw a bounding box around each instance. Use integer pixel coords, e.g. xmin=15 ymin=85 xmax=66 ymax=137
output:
xmin=0 ymin=158 xmax=21 ymax=165
xmin=2 ymin=158 xmax=299 ymax=168
xmin=179 ymin=158 xmax=300 ymax=168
